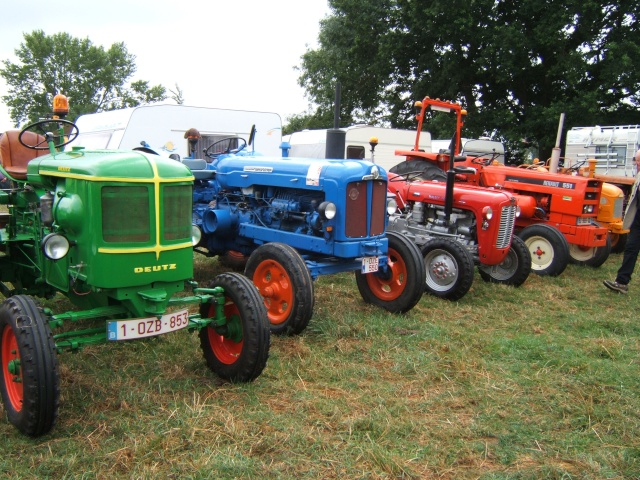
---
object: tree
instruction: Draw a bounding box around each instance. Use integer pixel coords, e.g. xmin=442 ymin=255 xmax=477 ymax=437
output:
xmin=298 ymin=0 xmax=640 ymax=161
xmin=0 ymin=30 xmax=167 ymax=126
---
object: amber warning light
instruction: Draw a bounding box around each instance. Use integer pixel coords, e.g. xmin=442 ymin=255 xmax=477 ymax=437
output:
xmin=53 ymin=94 xmax=69 ymax=115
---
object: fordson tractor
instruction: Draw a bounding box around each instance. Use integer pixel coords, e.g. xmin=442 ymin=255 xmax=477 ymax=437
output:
xmin=385 ymin=168 xmax=530 ymax=300
xmin=180 ymin=130 xmax=426 ymax=335
xmin=393 ymin=97 xmax=611 ymax=276
xmin=0 ymin=97 xmax=271 ymax=437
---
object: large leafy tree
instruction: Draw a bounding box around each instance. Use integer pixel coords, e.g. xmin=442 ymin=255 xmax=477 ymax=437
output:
xmin=1 ymin=30 xmax=166 ymax=126
xmin=298 ymin=0 xmax=640 ymax=161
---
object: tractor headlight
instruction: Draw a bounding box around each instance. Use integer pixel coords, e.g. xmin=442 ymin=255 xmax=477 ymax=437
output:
xmin=387 ymin=198 xmax=398 ymax=215
xmin=515 ymin=205 xmax=521 ymax=217
xmin=583 ymin=204 xmax=595 ymax=214
xmin=482 ymin=206 xmax=493 ymax=220
xmin=319 ymin=201 xmax=337 ymax=220
xmin=42 ymin=233 xmax=70 ymax=260
xmin=191 ymin=225 xmax=202 ymax=246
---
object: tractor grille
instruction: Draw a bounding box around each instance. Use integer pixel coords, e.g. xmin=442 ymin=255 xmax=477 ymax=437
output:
xmin=163 ymin=185 xmax=193 ymax=240
xmin=496 ymin=204 xmax=518 ymax=249
xmin=345 ymin=180 xmax=387 ymax=237
xmin=102 ymin=186 xmax=150 ymax=243
xmin=613 ymin=195 xmax=624 ymax=219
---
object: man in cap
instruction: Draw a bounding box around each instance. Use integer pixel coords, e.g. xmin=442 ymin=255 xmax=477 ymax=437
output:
xmin=604 ymin=148 xmax=640 ymax=293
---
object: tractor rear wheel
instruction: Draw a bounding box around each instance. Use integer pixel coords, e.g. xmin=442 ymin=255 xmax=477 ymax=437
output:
xmin=420 ymin=237 xmax=475 ymax=301
xmin=518 ymin=224 xmax=570 ymax=276
xmin=0 ymin=295 xmax=59 ymax=437
xmin=355 ymin=231 xmax=425 ymax=312
xmin=568 ymin=235 xmax=611 ymax=268
xmin=245 ymin=243 xmax=314 ymax=335
xmin=199 ymin=272 xmax=270 ymax=382
xmin=478 ymin=235 xmax=531 ymax=286
xmin=389 ymin=159 xmax=447 ymax=181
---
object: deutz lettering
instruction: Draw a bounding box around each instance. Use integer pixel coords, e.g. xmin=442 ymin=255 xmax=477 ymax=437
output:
xmin=134 ymin=264 xmax=177 ymax=273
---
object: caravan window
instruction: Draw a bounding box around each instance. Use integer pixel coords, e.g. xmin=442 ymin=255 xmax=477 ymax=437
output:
xmin=193 ymin=134 xmax=242 ymax=158
xmin=346 ymin=145 xmax=365 ymax=160
xmin=595 ymin=145 xmax=626 ymax=166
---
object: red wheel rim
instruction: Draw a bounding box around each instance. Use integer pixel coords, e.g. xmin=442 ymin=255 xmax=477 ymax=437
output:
xmin=1 ymin=325 xmax=23 ymax=411
xmin=252 ymin=259 xmax=293 ymax=325
xmin=364 ymin=247 xmax=407 ymax=301
xmin=207 ymin=300 xmax=244 ymax=365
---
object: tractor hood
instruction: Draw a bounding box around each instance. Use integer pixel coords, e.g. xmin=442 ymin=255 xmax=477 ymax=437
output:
xmin=27 ymin=148 xmax=194 ymax=186
xmin=214 ymin=155 xmax=386 ymax=190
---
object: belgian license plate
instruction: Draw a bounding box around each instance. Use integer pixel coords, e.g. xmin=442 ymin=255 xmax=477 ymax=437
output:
xmin=107 ymin=309 xmax=190 ymax=341
xmin=361 ymin=256 xmax=379 ymax=273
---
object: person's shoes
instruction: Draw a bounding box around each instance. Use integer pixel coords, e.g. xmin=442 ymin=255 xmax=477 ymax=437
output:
xmin=603 ymin=280 xmax=628 ymax=294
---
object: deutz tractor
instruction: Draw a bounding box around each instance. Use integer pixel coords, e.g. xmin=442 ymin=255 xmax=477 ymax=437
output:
xmin=0 ymin=97 xmax=270 ymax=437
xmin=393 ymin=97 xmax=611 ymax=276
xmin=175 ymin=129 xmax=426 ymax=335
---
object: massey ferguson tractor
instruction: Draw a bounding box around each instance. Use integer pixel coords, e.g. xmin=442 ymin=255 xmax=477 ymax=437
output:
xmin=385 ymin=169 xmax=531 ymax=300
xmin=0 ymin=96 xmax=271 ymax=437
xmin=393 ymin=97 xmax=611 ymax=276
xmin=179 ymin=130 xmax=426 ymax=335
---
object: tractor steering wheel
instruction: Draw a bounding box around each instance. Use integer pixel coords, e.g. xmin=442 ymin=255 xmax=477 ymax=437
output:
xmin=204 ymin=137 xmax=247 ymax=160
xmin=18 ymin=119 xmax=79 ymax=150
xmin=470 ymin=152 xmax=498 ymax=166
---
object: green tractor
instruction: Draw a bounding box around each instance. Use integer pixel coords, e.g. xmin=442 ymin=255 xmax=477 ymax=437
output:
xmin=0 ymin=96 xmax=270 ymax=437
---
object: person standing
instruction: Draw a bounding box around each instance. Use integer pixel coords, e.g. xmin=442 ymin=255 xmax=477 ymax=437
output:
xmin=604 ymin=149 xmax=640 ymax=293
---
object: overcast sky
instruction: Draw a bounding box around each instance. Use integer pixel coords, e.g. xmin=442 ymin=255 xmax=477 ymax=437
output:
xmin=0 ymin=0 xmax=330 ymax=131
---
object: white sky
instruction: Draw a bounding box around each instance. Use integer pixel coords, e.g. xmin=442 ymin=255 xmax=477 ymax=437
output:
xmin=0 ymin=0 xmax=330 ymax=131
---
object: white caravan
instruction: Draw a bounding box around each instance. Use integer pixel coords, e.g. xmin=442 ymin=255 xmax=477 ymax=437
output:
xmin=73 ymin=104 xmax=283 ymax=159
xmin=564 ymin=125 xmax=640 ymax=193
xmin=283 ymin=125 xmax=431 ymax=173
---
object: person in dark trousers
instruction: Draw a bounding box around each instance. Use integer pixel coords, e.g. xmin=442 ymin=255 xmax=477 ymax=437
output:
xmin=604 ymin=149 xmax=640 ymax=293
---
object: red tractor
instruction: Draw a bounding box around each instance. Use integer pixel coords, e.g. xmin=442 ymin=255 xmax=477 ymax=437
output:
xmin=393 ymin=97 xmax=611 ymax=276
xmin=385 ymin=169 xmax=530 ymax=300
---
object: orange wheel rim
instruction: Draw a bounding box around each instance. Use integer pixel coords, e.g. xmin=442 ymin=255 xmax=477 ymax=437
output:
xmin=364 ymin=247 xmax=407 ymax=301
xmin=1 ymin=326 xmax=23 ymax=411
xmin=252 ymin=260 xmax=293 ymax=325
xmin=207 ymin=301 xmax=243 ymax=365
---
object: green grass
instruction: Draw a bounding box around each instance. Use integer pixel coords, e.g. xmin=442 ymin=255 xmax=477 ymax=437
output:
xmin=1 ymin=254 xmax=639 ymax=479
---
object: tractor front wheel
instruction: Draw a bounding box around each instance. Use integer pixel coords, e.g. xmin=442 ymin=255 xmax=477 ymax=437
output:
xmin=421 ymin=237 xmax=475 ymax=301
xmin=0 ymin=295 xmax=59 ymax=437
xmin=199 ymin=273 xmax=270 ymax=382
xmin=478 ymin=235 xmax=531 ymax=286
xmin=568 ymin=235 xmax=611 ymax=268
xmin=355 ymin=232 xmax=425 ymax=312
xmin=245 ymin=243 xmax=314 ymax=335
xmin=610 ymin=232 xmax=627 ymax=254
xmin=518 ymin=224 xmax=570 ymax=277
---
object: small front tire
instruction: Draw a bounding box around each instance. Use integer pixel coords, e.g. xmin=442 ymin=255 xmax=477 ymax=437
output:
xmin=478 ymin=235 xmax=531 ymax=286
xmin=199 ymin=273 xmax=270 ymax=382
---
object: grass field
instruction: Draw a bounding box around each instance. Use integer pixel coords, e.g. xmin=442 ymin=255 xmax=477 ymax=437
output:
xmin=1 ymin=252 xmax=639 ymax=479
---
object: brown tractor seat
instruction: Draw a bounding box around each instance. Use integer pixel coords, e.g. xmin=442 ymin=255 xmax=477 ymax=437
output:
xmin=0 ymin=130 xmax=49 ymax=180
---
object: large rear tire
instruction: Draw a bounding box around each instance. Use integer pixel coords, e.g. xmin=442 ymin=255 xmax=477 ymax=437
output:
xmin=389 ymin=159 xmax=447 ymax=181
xmin=199 ymin=272 xmax=270 ymax=382
xmin=0 ymin=295 xmax=59 ymax=437
xmin=421 ymin=237 xmax=475 ymax=301
xmin=244 ymin=243 xmax=314 ymax=335
xmin=518 ymin=224 xmax=570 ymax=276
xmin=355 ymin=232 xmax=425 ymax=313
xmin=478 ymin=235 xmax=531 ymax=286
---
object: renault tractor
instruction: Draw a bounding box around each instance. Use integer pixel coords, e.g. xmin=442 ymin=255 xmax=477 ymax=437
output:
xmin=392 ymin=97 xmax=612 ymax=276
xmin=0 ymin=96 xmax=271 ymax=437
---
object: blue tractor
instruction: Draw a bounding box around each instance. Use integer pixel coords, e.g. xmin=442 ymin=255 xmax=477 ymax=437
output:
xmin=179 ymin=128 xmax=425 ymax=335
